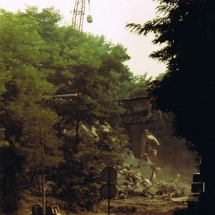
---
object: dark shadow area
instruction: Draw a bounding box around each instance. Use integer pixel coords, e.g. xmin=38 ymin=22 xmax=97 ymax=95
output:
xmin=173 ymin=208 xmax=203 ymax=215
xmin=173 ymin=208 xmax=188 ymax=215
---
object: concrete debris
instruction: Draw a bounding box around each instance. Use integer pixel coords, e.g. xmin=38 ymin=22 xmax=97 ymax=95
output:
xmin=115 ymin=149 xmax=191 ymax=200
xmin=145 ymin=129 xmax=160 ymax=146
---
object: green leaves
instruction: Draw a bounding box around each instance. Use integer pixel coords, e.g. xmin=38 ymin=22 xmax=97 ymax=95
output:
xmin=0 ymin=9 xmax=61 ymax=212
xmin=0 ymin=5 xmax=134 ymax=213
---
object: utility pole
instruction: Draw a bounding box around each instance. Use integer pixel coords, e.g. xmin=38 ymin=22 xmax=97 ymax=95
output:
xmin=41 ymin=93 xmax=78 ymax=215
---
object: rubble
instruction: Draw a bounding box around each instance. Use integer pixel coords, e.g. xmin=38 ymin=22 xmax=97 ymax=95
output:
xmin=64 ymin=122 xmax=191 ymax=201
xmin=115 ymin=149 xmax=191 ymax=200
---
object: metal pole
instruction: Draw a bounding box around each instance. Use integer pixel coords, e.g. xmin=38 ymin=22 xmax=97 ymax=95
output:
xmin=41 ymin=93 xmax=78 ymax=215
xmin=108 ymin=199 xmax=110 ymax=215
xmin=41 ymin=99 xmax=46 ymax=215
xmin=108 ymin=167 xmax=110 ymax=215
xmin=42 ymin=168 xmax=46 ymax=215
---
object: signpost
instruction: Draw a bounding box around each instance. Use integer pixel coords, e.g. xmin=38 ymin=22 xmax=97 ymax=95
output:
xmin=100 ymin=167 xmax=117 ymax=215
xmin=101 ymin=167 xmax=117 ymax=183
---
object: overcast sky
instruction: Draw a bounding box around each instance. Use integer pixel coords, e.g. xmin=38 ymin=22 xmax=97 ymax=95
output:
xmin=0 ymin=0 xmax=166 ymax=78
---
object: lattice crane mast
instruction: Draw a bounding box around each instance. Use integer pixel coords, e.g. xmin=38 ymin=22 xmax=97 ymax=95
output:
xmin=72 ymin=0 xmax=93 ymax=31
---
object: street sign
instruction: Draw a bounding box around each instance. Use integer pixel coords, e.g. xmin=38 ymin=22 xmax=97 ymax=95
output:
xmin=100 ymin=184 xmax=117 ymax=199
xmin=101 ymin=167 xmax=117 ymax=183
xmin=100 ymin=167 xmax=118 ymax=215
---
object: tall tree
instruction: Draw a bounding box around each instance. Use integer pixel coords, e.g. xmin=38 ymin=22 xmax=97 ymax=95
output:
xmin=0 ymin=6 xmax=135 ymax=212
xmin=0 ymin=9 xmax=59 ymax=213
xmin=45 ymin=29 xmax=131 ymax=212
xmin=127 ymin=0 xmax=215 ymax=213
xmin=22 ymin=6 xmax=132 ymax=211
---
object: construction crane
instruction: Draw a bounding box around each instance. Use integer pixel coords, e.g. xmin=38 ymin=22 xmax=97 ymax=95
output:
xmin=72 ymin=0 xmax=93 ymax=31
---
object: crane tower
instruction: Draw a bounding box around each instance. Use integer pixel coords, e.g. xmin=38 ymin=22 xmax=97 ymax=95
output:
xmin=72 ymin=0 xmax=93 ymax=31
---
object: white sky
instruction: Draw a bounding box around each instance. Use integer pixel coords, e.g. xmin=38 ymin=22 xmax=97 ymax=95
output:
xmin=0 ymin=0 xmax=166 ymax=78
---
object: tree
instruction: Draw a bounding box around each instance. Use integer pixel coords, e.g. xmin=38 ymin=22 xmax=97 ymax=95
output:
xmin=0 ymin=9 xmax=60 ymax=213
xmin=44 ymin=29 xmax=131 ymax=212
xmin=126 ymin=73 xmax=152 ymax=98
xmin=22 ymin=6 xmax=132 ymax=211
xmin=0 ymin=6 xmax=135 ymax=213
xmin=127 ymin=0 xmax=215 ymax=213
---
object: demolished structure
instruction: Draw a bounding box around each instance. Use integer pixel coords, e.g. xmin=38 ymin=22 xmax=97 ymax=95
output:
xmin=117 ymin=97 xmax=191 ymax=200
xmin=46 ymin=96 xmax=191 ymax=202
xmin=116 ymin=148 xmax=191 ymax=200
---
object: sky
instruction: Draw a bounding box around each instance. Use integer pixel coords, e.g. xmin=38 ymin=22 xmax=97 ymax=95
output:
xmin=0 ymin=0 xmax=166 ymax=78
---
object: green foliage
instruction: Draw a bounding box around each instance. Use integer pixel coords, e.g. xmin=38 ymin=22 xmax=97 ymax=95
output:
xmin=128 ymin=74 xmax=152 ymax=98
xmin=0 ymin=6 xmax=133 ymax=213
xmin=43 ymin=30 xmax=131 ymax=211
xmin=0 ymin=9 xmax=60 ymax=213
xmin=55 ymin=144 xmax=105 ymax=210
xmin=116 ymin=72 xmax=155 ymax=99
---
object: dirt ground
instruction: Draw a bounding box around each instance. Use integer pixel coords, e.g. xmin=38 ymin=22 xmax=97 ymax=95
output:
xmin=20 ymin=193 xmax=191 ymax=215
xmin=99 ymin=197 xmax=189 ymax=215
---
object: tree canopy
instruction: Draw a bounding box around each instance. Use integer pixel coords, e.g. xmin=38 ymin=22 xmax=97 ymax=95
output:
xmin=127 ymin=0 xmax=215 ymax=213
xmin=0 ymin=4 xmax=192 ymax=214
xmin=0 ymin=7 xmax=135 ymax=213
